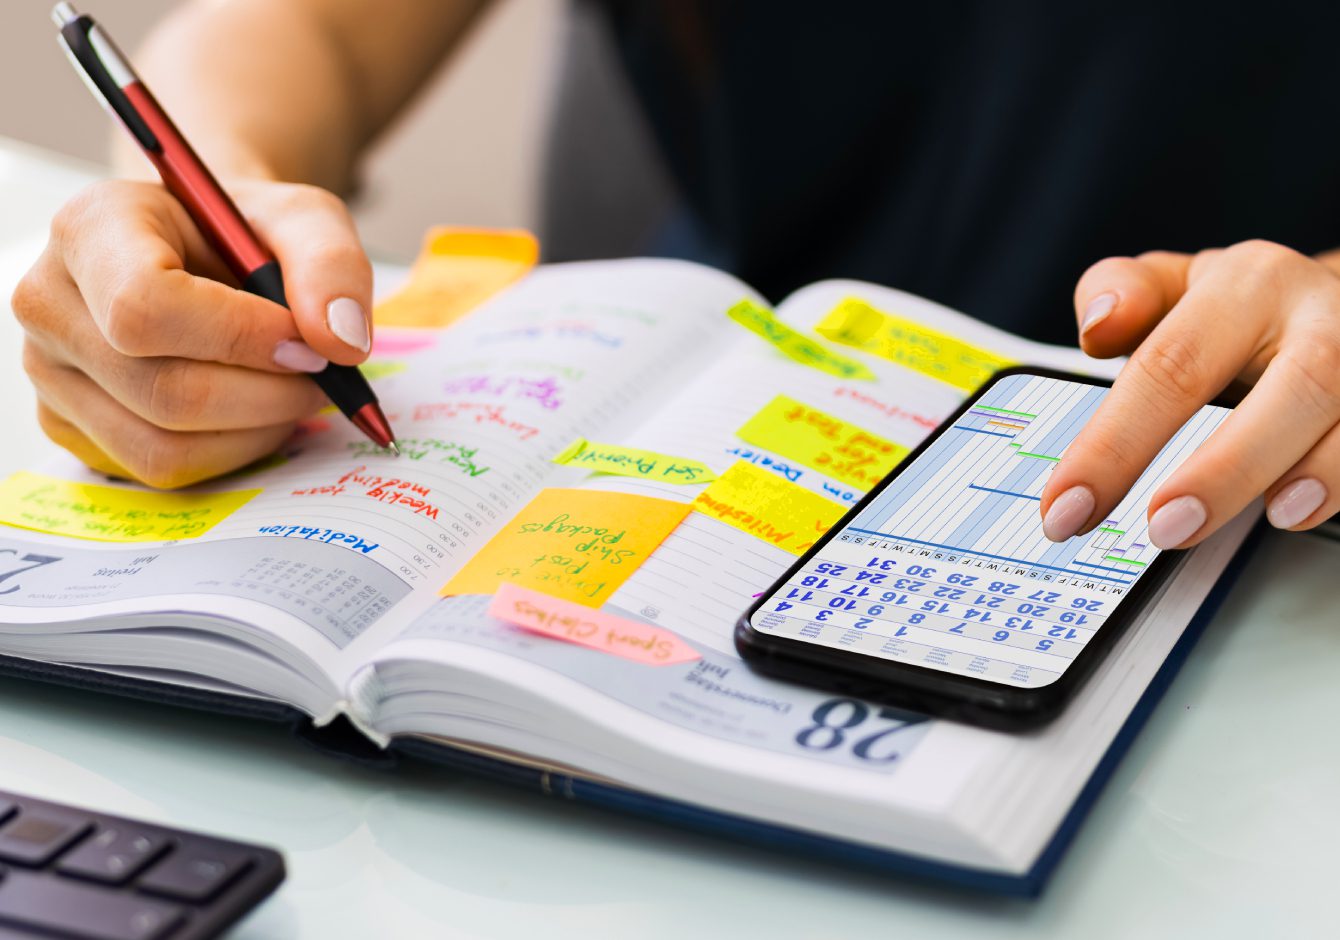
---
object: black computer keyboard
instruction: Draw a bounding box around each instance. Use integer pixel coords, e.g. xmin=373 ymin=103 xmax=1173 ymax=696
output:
xmin=0 ymin=789 xmax=285 ymax=939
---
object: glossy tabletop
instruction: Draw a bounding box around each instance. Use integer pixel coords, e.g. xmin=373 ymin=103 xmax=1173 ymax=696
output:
xmin=0 ymin=137 xmax=1337 ymax=939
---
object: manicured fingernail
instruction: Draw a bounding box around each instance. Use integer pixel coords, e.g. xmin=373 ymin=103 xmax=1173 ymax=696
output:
xmin=1081 ymin=292 xmax=1117 ymax=334
xmin=1148 ymin=495 xmax=1207 ymax=549
xmin=327 ymin=297 xmax=370 ymax=352
xmin=273 ymin=340 xmax=328 ymax=373
xmin=1267 ymin=478 xmax=1326 ymax=530
xmin=1043 ymin=485 xmax=1095 ymax=542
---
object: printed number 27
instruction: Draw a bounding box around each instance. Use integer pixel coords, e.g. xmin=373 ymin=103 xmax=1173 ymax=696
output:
xmin=0 ymin=550 xmax=62 ymax=596
xmin=794 ymin=698 xmax=927 ymax=763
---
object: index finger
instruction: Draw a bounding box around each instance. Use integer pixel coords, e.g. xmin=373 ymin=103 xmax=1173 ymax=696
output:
xmin=1039 ymin=278 xmax=1263 ymax=541
xmin=56 ymin=187 xmax=326 ymax=374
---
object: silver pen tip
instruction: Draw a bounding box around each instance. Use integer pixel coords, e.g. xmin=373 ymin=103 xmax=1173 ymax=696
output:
xmin=388 ymin=441 xmax=401 ymax=457
xmin=52 ymin=3 xmax=79 ymax=28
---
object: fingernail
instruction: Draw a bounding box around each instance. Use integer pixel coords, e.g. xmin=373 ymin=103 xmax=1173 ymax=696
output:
xmin=327 ymin=297 xmax=370 ymax=352
xmin=273 ymin=340 xmax=328 ymax=373
xmin=1267 ymin=478 xmax=1327 ymax=529
xmin=1043 ymin=485 xmax=1095 ymax=542
xmin=1148 ymin=495 xmax=1207 ymax=549
xmin=1081 ymin=292 xmax=1118 ymax=334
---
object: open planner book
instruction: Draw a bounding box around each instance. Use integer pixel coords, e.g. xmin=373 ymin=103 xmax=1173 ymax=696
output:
xmin=0 ymin=253 xmax=1257 ymax=895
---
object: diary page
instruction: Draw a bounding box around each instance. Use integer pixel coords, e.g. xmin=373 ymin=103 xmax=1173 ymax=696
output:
xmin=0 ymin=260 xmax=758 ymax=686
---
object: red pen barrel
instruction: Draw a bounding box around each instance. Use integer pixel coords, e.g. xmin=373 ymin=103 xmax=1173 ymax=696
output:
xmin=121 ymin=82 xmax=272 ymax=280
xmin=57 ymin=7 xmax=398 ymax=453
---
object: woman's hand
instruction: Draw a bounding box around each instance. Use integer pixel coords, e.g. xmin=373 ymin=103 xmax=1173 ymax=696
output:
xmin=10 ymin=178 xmax=373 ymax=488
xmin=1041 ymin=240 xmax=1340 ymax=548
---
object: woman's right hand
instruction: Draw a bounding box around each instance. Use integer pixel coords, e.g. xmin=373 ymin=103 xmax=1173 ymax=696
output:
xmin=10 ymin=178 xmax=374 ymax=488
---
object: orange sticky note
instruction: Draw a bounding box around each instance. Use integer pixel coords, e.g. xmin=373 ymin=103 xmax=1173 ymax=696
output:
xmin=489 ymin=583 xmax=700 ymax=666
xmin=374 ymin=227 xmax=539 ymax=329
xmin=441 ymin=488 xmax=690 ymax=606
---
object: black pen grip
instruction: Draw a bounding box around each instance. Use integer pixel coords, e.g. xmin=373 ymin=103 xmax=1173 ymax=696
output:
xmin=240 ymin=261 xmax=375 ymax=415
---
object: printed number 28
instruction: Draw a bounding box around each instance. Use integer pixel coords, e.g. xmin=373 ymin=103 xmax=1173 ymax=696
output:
xmin=0 ymin=550 xmax=61 ymax=596
xmin=795 ymin=698 xmax=927 ymax=763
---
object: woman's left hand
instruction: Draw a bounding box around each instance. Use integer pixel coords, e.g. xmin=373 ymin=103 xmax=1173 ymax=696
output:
xmin=1040 ymin=240 xmax=1340 ymax=548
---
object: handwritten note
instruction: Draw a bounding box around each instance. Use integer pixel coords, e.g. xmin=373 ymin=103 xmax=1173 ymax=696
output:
xmin=292 ymin=466 xmax=447 ymax=519
xmin=725 ymin=446 xmax=805 ymax=483
xmin=442 ymin=488 xmax=690 ymax=606
xmin=489 ymin=583 xmax=700 ymax=666
xmin=737 ymin=395 xmax=909 ymax=490
xmin=727 ymin=299 xmax=875 ymax=381
xmin=257 ymin=524 xmax=379 ymax=554
xmin=0 ymin=471 xmax=259 ymax=542
xmin=442 ymin=374 xmax=564 ymax=411
xmin=691 ymin=462 xmax=845 ymax=555
xmin=412 ymin=402 xmax=540 ymax=441
xmin=374 ymin=227 xmax=539 ymax=329
xmin=349 ymin=438 xmax=490 ymax=476
xmin=815 ymin=297 xmax=1013 ymax=392
xmin=553 ymin=439 xmax=716 ymax=484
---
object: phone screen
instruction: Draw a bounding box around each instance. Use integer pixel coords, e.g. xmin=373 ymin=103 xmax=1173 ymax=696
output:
xmin=748 ymin=372 xmax=1231 ymax=690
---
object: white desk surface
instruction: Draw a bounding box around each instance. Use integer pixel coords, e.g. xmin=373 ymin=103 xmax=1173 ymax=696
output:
xmin=0 ymin=136 xmax=1337 ymax=939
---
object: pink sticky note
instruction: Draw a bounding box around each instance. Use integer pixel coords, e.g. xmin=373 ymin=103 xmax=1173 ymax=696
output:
xmin=371 ymin=330 xmax=438 ymax=357
xmin=489 ymin=583 xmax=701 ymax=666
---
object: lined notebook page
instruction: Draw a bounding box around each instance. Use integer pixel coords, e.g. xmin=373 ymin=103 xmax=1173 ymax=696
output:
xmin=582 ymin=281 xmax=1115 ymax=655
xmin=0 ymin=260 xmax=758 ymax=677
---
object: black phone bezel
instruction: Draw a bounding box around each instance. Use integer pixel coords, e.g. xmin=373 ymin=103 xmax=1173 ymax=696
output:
xmin=734 ymin=365 xmax=1190 ymax=731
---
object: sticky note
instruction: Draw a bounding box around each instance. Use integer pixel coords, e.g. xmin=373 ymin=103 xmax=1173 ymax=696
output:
xmin=442 ymin=488 xmax=690 ymax=606
xmin=370 ymin=330 xmax=438 ymax=357
xmin=737 ymin=395 xmax=910 ymax=489
xmin=358 ymin=360 xmax=408 ymax=382
xmin=727 ymin=299 xmax=875 ymax=381
xmin=0 ymin=471 xmax=260 ymax=542
xmin=692 ymin=461 xmax=845 ymax=555
xmin=374 ymin=227 xmax=539 ymax=329
xmin=553 ymin=439 xmax=716 ymax=485
xmin=489 ymin=583 xmax=700 ymax=666
xmin=815 ymin=297 xmax=1014 ymax=392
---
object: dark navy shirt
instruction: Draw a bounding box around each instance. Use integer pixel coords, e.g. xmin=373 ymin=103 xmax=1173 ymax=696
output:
xmin=601 ymin=1 xmax=1340 ymax=343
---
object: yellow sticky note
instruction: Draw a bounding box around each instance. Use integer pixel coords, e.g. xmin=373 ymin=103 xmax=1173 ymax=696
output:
xmin=737 ymin=395 xmax=909 ymax=490
xmin=553 ymin=439 xmax=716 ymax=485
xmin=692 ymin=461 xmax=845 ymax=555
xmin=0 ymin=471 xmax=260 ymax=542
xmin=358 ymin=360 xmax=408 ymax=382
xmin=374 ymin=227 xmax=539 ymax=329
xmin=442 ymin=488 xmax=690 ymax=606
xmin=815 ymin=297 xmax=1014 ymax=392
xmin=728 ymin=299 xmax=876 ymax=382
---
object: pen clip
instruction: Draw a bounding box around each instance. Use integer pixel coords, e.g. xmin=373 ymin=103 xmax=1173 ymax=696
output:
xmin=53 ymin=4 xmax=160 ymax=152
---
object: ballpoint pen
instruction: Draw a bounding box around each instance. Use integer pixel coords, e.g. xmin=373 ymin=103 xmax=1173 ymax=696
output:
xmin=51 ymin=2 xmax=400 ymax=455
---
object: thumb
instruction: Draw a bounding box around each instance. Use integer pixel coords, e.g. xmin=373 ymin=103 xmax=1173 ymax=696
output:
xmin=240 ymin=182 xmax=374 ymax=365
xmin=1073 ymin=250 xmax=1193 ymax=358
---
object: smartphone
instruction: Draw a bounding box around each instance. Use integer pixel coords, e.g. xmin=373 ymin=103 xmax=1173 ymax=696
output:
xmin=735 ymin=367 xmax=1233 ymax=730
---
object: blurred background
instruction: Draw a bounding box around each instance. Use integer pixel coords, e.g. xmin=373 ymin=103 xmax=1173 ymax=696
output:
xmin=1 ymin=0 xmax=665 ymax=262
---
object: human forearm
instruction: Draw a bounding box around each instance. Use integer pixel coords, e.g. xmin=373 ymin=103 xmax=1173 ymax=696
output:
xmin=113 ymin=0 xmax=486 ymax=190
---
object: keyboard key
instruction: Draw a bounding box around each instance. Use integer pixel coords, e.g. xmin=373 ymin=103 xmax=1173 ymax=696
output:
xmin=0 ymin=810 xmax=91 ymax=866
xmin=58 ymin=826 xmax=171 ymax=885
xmin=138 ymin=840 xmax=253 ymax=902
xmin=0 ymin=789 xmax=285 ymax=937
xmin=0 ymin=869 xmax=183 ymax=940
